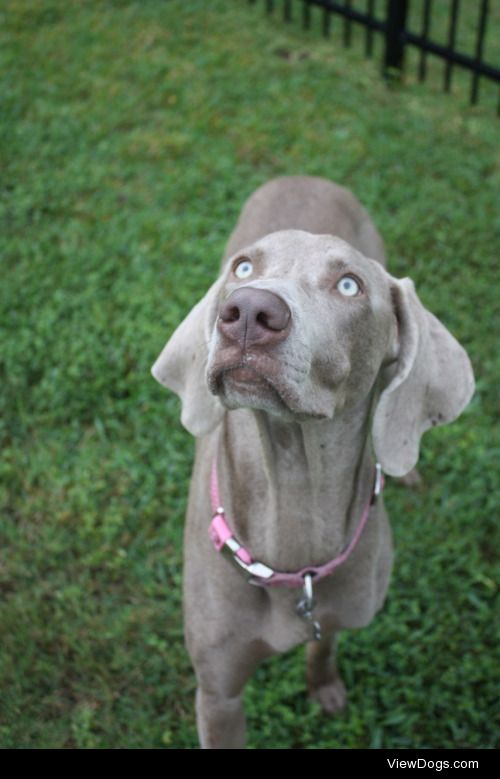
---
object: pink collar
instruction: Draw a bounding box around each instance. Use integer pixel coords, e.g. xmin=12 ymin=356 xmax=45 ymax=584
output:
xmin=208 ymin=459 xmax=384 ymax=589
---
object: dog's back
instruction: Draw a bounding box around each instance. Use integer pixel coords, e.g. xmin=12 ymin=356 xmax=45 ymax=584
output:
xmin=223 ymin=175 xmax=386 ymax=265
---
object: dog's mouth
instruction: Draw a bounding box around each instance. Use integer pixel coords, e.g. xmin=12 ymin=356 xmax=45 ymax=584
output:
xmin=207 ymin=350 xmax=294 ymax=411
xmin=206 ymin=351 xmax=328 ymax=422
xmin=223 ymin=365 xmax=270 ymax=390
xmin=207 ymin=338 xmax=335 ymax=421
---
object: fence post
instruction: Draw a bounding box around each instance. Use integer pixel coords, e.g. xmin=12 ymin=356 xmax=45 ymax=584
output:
xmin=384 ymin=0 xmax=409 ymax=77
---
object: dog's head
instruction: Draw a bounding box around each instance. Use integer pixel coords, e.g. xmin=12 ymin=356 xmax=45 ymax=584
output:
xmin=152 ymin=230 xmax=474 ymax=476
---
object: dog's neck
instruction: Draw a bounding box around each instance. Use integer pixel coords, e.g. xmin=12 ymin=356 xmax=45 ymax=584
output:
xmin=218 ymin=400 xmax=375 ymax=571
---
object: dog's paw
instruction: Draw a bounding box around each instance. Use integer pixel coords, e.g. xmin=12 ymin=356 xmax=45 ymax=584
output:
xmin=310 ymin=677 xmax=347 ymax=715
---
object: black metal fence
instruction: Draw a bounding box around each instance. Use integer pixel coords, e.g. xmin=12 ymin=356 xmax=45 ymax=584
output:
xmin=249 ymin=0 xmax=500 ymax=111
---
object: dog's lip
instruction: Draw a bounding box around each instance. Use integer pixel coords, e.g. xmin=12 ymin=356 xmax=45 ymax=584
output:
xmin=209 ymin=357 xmax=287 ymax=401
xmin=224 ymin=366 xmax=268 ymax=385
xmin=215 ymin=363 xmax=276 ymax=397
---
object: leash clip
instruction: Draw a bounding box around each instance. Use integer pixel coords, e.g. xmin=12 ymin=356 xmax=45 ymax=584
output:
xmin=296 ymin=573 xmax=322 ymax=641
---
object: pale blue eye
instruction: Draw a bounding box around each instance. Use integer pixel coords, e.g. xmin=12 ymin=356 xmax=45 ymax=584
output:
xmin=336 ymin=275 xmax=360 ymax=297
xmin=235 ymin=260 xmax=253 ymax=279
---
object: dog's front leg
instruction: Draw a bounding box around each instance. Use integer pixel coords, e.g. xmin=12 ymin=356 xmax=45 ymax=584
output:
xmin=189 ymin=632 xmax=271 ymax=749
xmin=196 ymin=686 xmax=247 ymax=749
xmin=192 ymin=642 xmax=268 ymax=749
xmin=306 ymin=630 xmax=347 ymax=715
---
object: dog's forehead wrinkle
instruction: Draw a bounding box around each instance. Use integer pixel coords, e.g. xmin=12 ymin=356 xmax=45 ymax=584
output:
xmin=247 ymin=233 xmax=370 ymax=283
xmin=252 ymin=230 xmax=350 ymax=260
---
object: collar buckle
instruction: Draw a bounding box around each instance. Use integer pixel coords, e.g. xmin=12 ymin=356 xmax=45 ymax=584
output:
xmin=220 ymin=537 xmax=275 ymax=582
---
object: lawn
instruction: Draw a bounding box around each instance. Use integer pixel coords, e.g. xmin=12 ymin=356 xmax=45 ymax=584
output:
xmin=0 ymin=0 xmax=499 ymax=749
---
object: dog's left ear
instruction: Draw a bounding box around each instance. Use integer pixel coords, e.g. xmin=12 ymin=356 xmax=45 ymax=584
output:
xmin=151 ymin=277 xmax=226 ymax=437
xmin=373 ymin=277 xmax=475 ymax=477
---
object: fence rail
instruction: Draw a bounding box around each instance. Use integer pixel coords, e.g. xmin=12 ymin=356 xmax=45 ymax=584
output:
xmin=249 ymin=0 xmax=500 ymax=111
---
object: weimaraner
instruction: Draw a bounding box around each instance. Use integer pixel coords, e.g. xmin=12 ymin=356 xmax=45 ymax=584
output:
xmin=152 ymin=176 xmax=474 ymax=749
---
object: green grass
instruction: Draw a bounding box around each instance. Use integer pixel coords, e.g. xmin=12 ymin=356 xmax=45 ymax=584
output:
xmin=1 ymin=0 xmax=499 ymax=749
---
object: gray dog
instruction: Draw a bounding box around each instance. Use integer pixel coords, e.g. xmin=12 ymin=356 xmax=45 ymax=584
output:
xmin=152 ymin=176 xmax=474 ymax=749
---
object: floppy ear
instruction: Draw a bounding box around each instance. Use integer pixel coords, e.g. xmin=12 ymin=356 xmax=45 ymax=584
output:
xmin=151 ymin=278 xmax=225 ymax=437
xmin=373 ymin=278 xmax=475 ymax=477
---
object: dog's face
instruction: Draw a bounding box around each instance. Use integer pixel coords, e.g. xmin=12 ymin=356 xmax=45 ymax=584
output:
xmin=152 ymin=228 xmax=473 ymax=476
xmin=206 ymin=230 xmax=398 ymax=421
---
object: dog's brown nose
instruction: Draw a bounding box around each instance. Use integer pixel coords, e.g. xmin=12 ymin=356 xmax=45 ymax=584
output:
xmin=218 ymin=288 xmax=291 ymax=349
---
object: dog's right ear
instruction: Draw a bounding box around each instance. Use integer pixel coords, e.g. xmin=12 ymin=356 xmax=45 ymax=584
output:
xmin=151 ymin=278 xmax=226 ymax=437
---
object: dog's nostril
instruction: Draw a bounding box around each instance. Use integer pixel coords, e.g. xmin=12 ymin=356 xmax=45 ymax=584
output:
xmin=257 ymin=306 xmax=290 ymax=332
xmin=220 ymin=305 xmax=240 ymax=323
xmin=256 ymin=311 xmax=270 ymax=328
